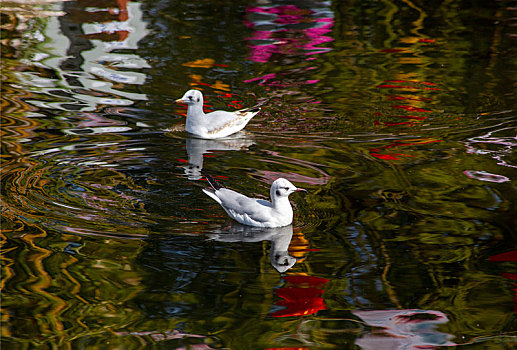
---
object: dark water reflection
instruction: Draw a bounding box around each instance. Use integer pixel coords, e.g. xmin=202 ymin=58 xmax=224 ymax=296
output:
xmin=2 ymin=0 xmax=517 ymax=348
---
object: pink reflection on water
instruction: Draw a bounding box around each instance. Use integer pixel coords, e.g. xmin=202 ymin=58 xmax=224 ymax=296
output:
xmin=115 ymin=329 xmax=213 ymax=347
xmin=463 ymin=126 xmax=517 ymax=169
xmin=255 ymin=149 xmax=331 ymax=186
xmin=245 ymin=3 xmax=334 ymax=63
xmin=463 ymin=170 xmax=510 ymax=183
xmin=352 ymin=309 xmax=456 ymax=349
xmin=257 ymin=170 xmax=329 ymax=186
xmin=243 ymin=73 xmax=277 ymax=85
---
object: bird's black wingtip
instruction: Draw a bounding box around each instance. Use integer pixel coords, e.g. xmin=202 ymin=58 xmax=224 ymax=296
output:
xmin=202 ymin=171 xmax=223 ymax=190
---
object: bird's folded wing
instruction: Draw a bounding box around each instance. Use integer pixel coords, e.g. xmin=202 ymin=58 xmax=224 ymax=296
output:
xmin=205 ymin=111 xmax=254 ymax=134
xmin=217 ymin=189 xmax=271 ymax=223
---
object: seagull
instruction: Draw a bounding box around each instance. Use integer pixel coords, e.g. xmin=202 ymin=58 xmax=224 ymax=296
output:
xmin=202 ymin=174 xmax=306 ymax=228
xmin=175 ymin=89 xmax=260 ymax=139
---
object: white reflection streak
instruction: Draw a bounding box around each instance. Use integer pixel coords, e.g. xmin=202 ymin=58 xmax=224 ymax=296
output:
xmin=463 ymin=170 xmax=510 ymax=183
xmin=352 ymin=309 xmax=456 ymax=349
xmin=182 ymin=135 xmax=255 ymax=180
xmin=207 ymin=224 xmax=297 ymax=273
xmin=80 ymin=1 xmax=149 ymax=102
xmin=464 ymin=126 xmax=517 ymax=169
xmin=19 ymin=1 xmax=151 ymax=111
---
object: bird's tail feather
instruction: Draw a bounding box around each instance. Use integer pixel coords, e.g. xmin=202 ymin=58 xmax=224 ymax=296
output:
xmin=202 ymin=188 xmax=222 ymax=205
xmin=244 ymin=107 xmax=261 ymax=113
xmin=203 ymin=172 xmax=223 ymax=190
xmin=236 ymin=106 xmax=261 ymax=116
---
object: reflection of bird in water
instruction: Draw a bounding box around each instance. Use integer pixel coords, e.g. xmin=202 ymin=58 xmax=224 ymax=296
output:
xmin=352 ymin=309 xmax=456 ymax=349
xmin=208 ymin=224 xmax=297 ymax=273
xmin=202 ymin=174 xmax=306 ymax=228
xmin=182 ymin=135 xmax=254 ymax=180
xmin=175 ymin=89 xmax=261 ymax=139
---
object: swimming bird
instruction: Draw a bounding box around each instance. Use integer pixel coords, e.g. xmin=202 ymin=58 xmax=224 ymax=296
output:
xmin=202 ymin=174 xmax=306 ymax=228
xmin=176 ymin=89 xmax=260 ymax=139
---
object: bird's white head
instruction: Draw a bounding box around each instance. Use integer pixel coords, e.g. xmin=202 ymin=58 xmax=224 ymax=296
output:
xmin=176 ymin=89 xmax=203 ymax=105
xmin=270 ymin=178 xmax=306 ymax=202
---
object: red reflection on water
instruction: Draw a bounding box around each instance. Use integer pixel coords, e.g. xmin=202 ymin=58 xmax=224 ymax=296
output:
xmin=489 ymin=251 xmax=517 ymax=262
xmin=391 ymin=105 xmax=432 ymax=113
xmin=376 ymin=81 xmax=440 ymax=91
xmin=387 ymin=95 xmax=431 ymax=102
xmin=370 ymin=139 xmax=442 ymax=160
xmin=380 ymin=48 xmax=407 ymax=53
xmin=370 ymin=152 xmax=405 ymax=160
xmin=394 ymin=115 xmax=428 ymax=120
xmin=271 ymin=275 xmax=329 ymax=317
xmin=489 ymin=250 xmax=517 ymax=314
xmin=372 ymin=76 xmax=442 ymax=157
xmin=385 ymin=80 xmax=436 ymax=86
xmin=375 ymin=139 xmax=442 ymax=149
xmin=199 ymin=174 xmax=229 ymax=181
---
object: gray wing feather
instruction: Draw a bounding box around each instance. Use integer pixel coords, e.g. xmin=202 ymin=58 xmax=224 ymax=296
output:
xmin=216 ymin=189 xmax=271 ymax=223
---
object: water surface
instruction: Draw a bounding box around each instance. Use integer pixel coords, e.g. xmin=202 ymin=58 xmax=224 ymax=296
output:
xmin=1 ymin=0 xmax=517 ymax=348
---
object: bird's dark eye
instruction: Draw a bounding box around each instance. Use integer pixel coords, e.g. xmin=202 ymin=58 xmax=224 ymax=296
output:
xmin=188 ymin=95 xmax=193 ymax=100
xmin=197 ymin=97 xmax=200 ymax=102
xmin=276 ymin=190 xmax=281 ymax=196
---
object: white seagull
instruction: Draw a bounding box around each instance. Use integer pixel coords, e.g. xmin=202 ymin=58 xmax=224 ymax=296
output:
xmin=202 ymin=174 xmax=306 ymax=228
xmin=175 ymin=89 xmax=260 ymax=139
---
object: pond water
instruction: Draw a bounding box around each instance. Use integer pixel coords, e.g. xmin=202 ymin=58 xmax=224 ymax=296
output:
xmin=1 ymin=0 xmax=517 ymax=348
